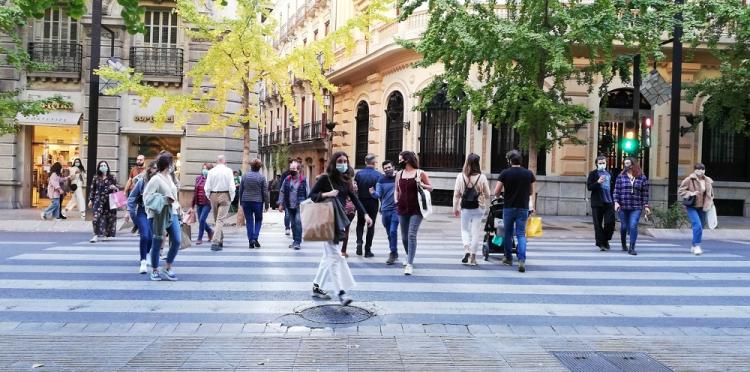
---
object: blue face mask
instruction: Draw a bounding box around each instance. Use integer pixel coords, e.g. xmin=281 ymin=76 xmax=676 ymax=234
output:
xmin=99 ymin=165 xmax=108 ymax=173
xmin=336 ymin=163 xmax=348 ymax=173
xmin=202 ymin=169 xmax=209 ymax=177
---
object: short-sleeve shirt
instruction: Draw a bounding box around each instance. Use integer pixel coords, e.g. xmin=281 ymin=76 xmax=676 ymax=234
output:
xmin=498 ymin=166 xmax=536 ymax=209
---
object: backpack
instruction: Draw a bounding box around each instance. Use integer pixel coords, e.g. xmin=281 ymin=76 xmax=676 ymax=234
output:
xmin=460 ymin=175 xmax=480 ymax=209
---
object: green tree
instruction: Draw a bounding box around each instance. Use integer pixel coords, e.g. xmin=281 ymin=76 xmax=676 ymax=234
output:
xmin=97 ymin=0 xmax=391 ymax=173
xmin=398 ymin=0 xmax=740 ymax=172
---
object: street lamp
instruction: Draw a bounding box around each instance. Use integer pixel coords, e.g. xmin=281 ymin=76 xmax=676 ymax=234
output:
xmin=323 ymin=91 xmax=336 ymax=157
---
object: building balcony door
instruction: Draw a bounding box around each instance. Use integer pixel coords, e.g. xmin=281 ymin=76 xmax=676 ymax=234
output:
xmin=385 ymin=91 xmax=404 ymax=164
xmin=355 ymin=101 xmax=369 ymax=168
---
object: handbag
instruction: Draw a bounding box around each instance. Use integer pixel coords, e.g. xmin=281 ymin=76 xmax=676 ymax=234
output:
xmin=706 ymin=205 xmax=718 ymax=230
xmin=182 ymin=208 xmax=197 ymax=224
xmin=415 ymin=170 xmax=433 ymax=219
xmin=682 ymin=194 xmax=696 ymax=207
xmin=180 ymin=223 xmax=192 ymax=250
xmin=526 ymin=215 xmax=543 ymax=238
xmin=108 ymin=191 xmax=128 ymax=210
xmin=300 ymin=198 xmax=335 ymax=241
xmin=70 ymin=182 xmax=78 ymax=191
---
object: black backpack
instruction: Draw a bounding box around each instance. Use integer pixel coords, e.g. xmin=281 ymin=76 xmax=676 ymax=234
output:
xmin=460 ymin=175 xmax=480 ymax=209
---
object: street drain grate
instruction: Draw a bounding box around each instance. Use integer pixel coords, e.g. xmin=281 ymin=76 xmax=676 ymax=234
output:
xmin=298 ymin=304 xmax=374 ymax=324
xmin=554 ymin=351 xmax=673 ymax=372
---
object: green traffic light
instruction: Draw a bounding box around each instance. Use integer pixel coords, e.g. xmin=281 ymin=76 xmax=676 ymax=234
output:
xmin=621 ymin=138 xmax=639 ymax=154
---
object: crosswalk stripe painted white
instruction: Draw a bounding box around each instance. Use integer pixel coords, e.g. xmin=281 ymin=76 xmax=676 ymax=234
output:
xmin=2 ymin=242 xmax=55 ymax=245
xmin=1 ymin=264 xmax=748 ymax=281
xmin=2 ymin=279 xmax=749 ymax=296
xmin=11 ymin=253 xmax=749 ymax=267
xmin=0 ymin=298 xmax=748 ymax=318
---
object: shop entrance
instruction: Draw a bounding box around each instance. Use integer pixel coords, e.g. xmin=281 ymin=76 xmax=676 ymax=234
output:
xmin=31 ymin=125 xmax=81 ymax=207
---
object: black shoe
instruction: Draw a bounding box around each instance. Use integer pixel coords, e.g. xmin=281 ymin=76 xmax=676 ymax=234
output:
xmin=249 ymin=240 xmax=256 ymax=249
xmin=254 ymin=240 xmax=261 ymax=248
xmin=338 ymin=290 xmax=353 ymax=306
xmin=312 ymin=284 xmax=331 ymax=300
xmin=502 ymin=258 xmax=513 ymax=266
xmin=621 ymin=239 xmax=628 ymax=251
xmin=356 ymin=244 xmax=363 ymax=256
xmin=386 ymin=253 xmax=397 ymax=265
xmin=462 ymin=253 xmax=470 ymax=263
xmin=518 ymin=261 xmax=526 ymax=273
xmin=603 ymin=242 xmax=611 ymax=250
xmin=364 ymin=250 xmax=374 ymax=258
xmin=628 ymin=243 xmax=638 ymax=256
xmin=293 ymin=244 xmax=301 ymax=250
xmin=210 ymin=244 xmax=222 ymax=251
xmin=219 ymin=242 xmax=224 ymax=248
xmin=598 ymin=243 xmax=606 ymax=251
xmin=131 ymin=226 xmax=138 ymax=234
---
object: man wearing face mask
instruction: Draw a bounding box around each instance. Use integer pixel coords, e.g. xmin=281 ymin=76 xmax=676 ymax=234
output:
xmin=277 ymin=161 xmax=308 ymax=250
xmin=354 ymin=153 xmax=382 ymax=257
xmin=587 ymin=156 xmax=616 ymax=251
xmin=370 ymin=160 xmax=399 ymax=264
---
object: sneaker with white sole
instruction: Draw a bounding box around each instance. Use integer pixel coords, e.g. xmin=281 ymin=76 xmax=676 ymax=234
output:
xmin=693 ymin=245 xmax=703 ymax=255
xmin=149 ymin=271 xmax=161 ymax=281
xmin=160 ymin=268 xmax=178 ymax=281
xmin=139 ymin=260 xmax=148 ymax=274
xmin=338 ymin=291 xmax=353 ymax=306
xmin=312 ymin=284 xmax=331 ymax=300
xmin=40 ymin=212 xmax=46 ymax=220
xmin=404 ymin=264 xmax=413 ymax=276
xmin=89 ymin=235 xmax=98 ymax=243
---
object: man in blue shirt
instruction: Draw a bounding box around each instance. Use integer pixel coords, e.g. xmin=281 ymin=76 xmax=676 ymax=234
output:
xmin=586 ymin=155 xmax=615 ymax=251
xmin=354 ymin=153 xmax=382 ymax=257
xmin=278 ymin=162 xmax=308 ymax=250
xmin=370 ymin=160 xmax=399 ymax=264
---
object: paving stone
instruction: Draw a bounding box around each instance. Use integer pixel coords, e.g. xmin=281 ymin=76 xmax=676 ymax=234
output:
xmin=720 ymin=328 xmax=750 ymax=336
xmin=509 ymin=325 xmax=536 ymax=335
xmin=531 ymin=326 xmax=556 ymax=335
xmin=194 ymin=323 xmax=222 ymax=335
xmin=150 ymin=323 xmax=179 ymax=334
xmin=357 ymin=325 xmax=382 ymax=335
xmin=573 ymin=326 xmax=601 ymax=335
xmin=333 ymin=326 xmax=358 ymax=335
xmin=616 ymin=326 xmax=643 ymax=336
xmin=14 ymin=322 xmax=44 ymax=331
xmin=218 ymin=323 xmax=244 ymax=334
xmin=445 ymin=324 xmax=470 ymax=335
xmin=488 ymin=324 xmax=513 ymax=335
xmin=637 ymin=327 xmax=686 ymax=336
xmin=60 ymin=323 xmax=88 ymax=332
xmin=424 ymin=324 xmax=447 ymax=335
xmin=309 ymin=327 xmax=334 ymax=336
xmin=401 ymin=324 xmax=425 ymax=335
xmin=173 ymin=322 xmax=200 ymax=334
xmin=264 ymin=323 xmax=287 ymax=334
xmin=468 ymin=324 xmax=493 ymax=335
xmin=595 ymin=326 xmax=622 ymax=335
xmin=0 ymin=322 xmax=20 ymax=331
xmin=83 ymin=323 xmax=111 ymax=333
xmin=106 ymin=323 xmax=135 ymax=333
xmin=128 ymin=322 xmax=156 ymax=334
xmin=241 ymin=323 xmax=267 ymax=334
xmin=550 ymin=326 xmax=578 ymax=336
xmin=380 ymin=324 xmax=404 ymax=335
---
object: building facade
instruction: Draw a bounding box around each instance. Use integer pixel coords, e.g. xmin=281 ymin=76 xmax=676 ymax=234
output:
xmin=0 ymin=1 xmax=246 ymax=209
xmin=266 ymin=1 xmax=750 ymax=216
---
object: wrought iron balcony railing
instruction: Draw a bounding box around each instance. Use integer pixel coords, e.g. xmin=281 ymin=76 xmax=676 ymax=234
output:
xmin=301 ymin=123 xmax=311 ymax=140
xmin=27 ymin=42 xmax=82 ymax=75
xmin=129 ymin=46 xmax=183 ymax=79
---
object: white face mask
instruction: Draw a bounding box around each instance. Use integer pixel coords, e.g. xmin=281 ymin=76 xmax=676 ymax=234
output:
xmin=695 ymin=169 xmax=705 ymax=177
xmin=597 ymin=164 xmax=606 ymax=171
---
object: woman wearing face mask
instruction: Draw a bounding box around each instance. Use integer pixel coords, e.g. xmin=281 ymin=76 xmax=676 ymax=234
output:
xmin=613 ymin=157 xmax=650 ymax=256
xmin=64 ymin=158 xmax=87 ymax=219
xmin=143 ymin=152 xmax=182 ymax=281
xmin=453 ymin=153 xmax=491 ymax=266
xmin=128 ymin=161 xmax=157 ymax=273
xmin=395 ymin=151 xmax=433 ymax=275
xmin=192 ymin=163 xmax=214 ymax=245
xmin=308 ymin=152 xmax=373 ymax=305
xmin=41 ymin=162 xmax=69 ymax=220
xmin=87 ymin=160 xmax=119 ymax=243
xmin=678 ymin=163 xmax=714 ymax=256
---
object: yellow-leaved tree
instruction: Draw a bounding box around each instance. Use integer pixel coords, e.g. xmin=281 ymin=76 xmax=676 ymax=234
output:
xmin=97 ymin=0 xmax=391 ymax=172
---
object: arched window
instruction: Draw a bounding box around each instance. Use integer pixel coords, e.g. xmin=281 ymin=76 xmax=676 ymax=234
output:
xmin=355 ymin=101 xmax=369 ymax=168
xmin=419 ymin=88 xmax=466 ymax=170
xmin=384 ymin=91 xmax=404 ymax=164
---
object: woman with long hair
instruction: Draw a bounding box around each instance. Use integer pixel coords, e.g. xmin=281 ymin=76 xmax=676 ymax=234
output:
xmin=128 ymin=161 xmax=157 ymax=274
xmin=239 ymin=159 xmax=269 ymax=248
xmin=192 ymin=163 xmax=214 ymax=245
xmin=678 ymin=163 xmax=714 ymax=255
xmin=143 ymin=152 xmax=182 ymax=281
xmin=613 ymin=157 xmax=650 ymax=255
xmin=308 ymin=151 xmax=373 ymax=305
xmin=452 ymin=153 xmax=491 ymax=266
xmin=41 ymin=162 xmax=69 ymax=220
xmin=338 ymin=164 xmax=357 ymax=257
xmin=64 ymin=158 xmax=86 ymax=219
xmin=395 ymin=151 xmax=433 ymax=275
xmin=87 ymin=160 xmax=119 ymax=243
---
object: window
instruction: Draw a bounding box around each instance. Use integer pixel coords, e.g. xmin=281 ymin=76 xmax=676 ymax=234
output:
xmin=324 ymin=21 xmax=329 ymax=36
xmin=419 ymin=88 xmax=466 ymax=171
xmin=355 ymin=101 xmax=370 ymax=168
xmin=702 ymin=125 xmax=750 ymax=182
xmin=35 ymin=7 xmax=78 ymax=43
xmin=385 ymin=91 xmax=404 ymax=164
xmin=30 ymin=7 xmax=81 ymax=74
xmin=143 ymin=9 xmax=178 ymax=47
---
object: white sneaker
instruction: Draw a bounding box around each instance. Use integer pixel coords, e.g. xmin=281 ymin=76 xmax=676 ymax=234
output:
xmin=139 ymin=260 xmax=148 ymax=274
xmin=403 ymin=261 xmax=408 ymax=267
xmin=404 ymin=264 xmax=413 ymax=276
xmin=285 ymin=229 xmax=291 ymax=236
xmin=89 ymin=235 xmax=98 ymax=243
xmin=40 ymin=212 xmax=46 ymax=220
xmin=80 ymin=212 xmax=86 ymax=219
xmin=693 ymin=245 xmax=703 ymax=256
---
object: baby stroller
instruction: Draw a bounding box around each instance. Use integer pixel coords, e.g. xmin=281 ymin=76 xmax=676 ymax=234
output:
xmin=482 ymin=197 xmax=516 ymax=261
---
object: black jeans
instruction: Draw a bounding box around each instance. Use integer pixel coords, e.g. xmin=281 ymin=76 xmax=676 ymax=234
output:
xmin=356 ymin=198 xmax=379 ymax=250
xmin=591 ymin=204 xmax=615 ymax=246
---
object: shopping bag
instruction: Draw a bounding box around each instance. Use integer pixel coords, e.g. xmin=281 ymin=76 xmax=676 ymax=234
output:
xmin=108 ymin=191 xmax=127 ymax=210
xmin=526 ymin=215 xmax=543 ymax=238
xmin=416 ymin=170 xmax=433 ymax=219
xmin=182 ymin=208 xmax=196 ymax=225
xmin=180 ymin=223 xmax=192 ymax=250
xmin=707 ymin=205 xmax=718 ymax=230
xmin=299 ymin=198 xmax=335 ymax=241
xmin=119 ymin=218 xmax=134 ymax=232
xmin=491 ymin=235 xmax=504 ymax=247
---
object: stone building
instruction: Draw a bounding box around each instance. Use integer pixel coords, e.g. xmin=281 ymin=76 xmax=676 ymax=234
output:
xmin=0 ymin=1 xmax=245 ymax=209
xmin=262 ymin=1 xmax=750 ymax=216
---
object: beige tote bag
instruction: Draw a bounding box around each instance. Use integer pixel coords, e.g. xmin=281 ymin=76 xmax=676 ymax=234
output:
xmin=300 ymin=199 xmax=335 ymax=241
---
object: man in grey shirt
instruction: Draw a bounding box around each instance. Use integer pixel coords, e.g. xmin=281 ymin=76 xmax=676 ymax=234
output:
xmin=277 ymin=162 xmax=308 ymax=250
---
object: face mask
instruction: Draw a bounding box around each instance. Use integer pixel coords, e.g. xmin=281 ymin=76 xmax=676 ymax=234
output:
xmin=336 ymin=164 xmax=348 ymax=173
xmin=202 ymin=169 xmax=209 ymax=177
xmin=290 ymin=170 xmax=298 ymax=176
xmin=398 ymin=161 xmax=406 ymax=169
xmin=384 ymin=170 xmax=394 ymax=177
xmin=169 ymin=165 xmax=174 ymax=174
xmin=136 ymin=161 xmax=144 ymax=167
xmin=597 ymin=164 xmax=606 ymax=171
xmin=695 ymin=169 xmax=705 ymax=177
xmin=624 ymin=164 xmax=631 ymax=170
xmin=99 ymin=165 xmax=108 ymax=173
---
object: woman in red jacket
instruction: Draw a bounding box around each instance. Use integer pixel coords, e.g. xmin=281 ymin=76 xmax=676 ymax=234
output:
xmin=192 ymin=163 xmax=214 ymax=245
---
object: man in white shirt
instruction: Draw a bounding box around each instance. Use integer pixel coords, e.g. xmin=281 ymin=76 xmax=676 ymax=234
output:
xmin=204 ymin=154 xmax=235 ymax=251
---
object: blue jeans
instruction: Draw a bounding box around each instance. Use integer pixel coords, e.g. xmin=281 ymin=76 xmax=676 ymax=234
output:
xmin=42 ymin=197 xmax=61 ymax=219
xmin=686 ymin=207 xmax=706 ymax=246
xmin=381 ymin=209 xmax=400 ymax=254
xmin=287 ymin=207 xmax=302 ymax=245
xmin=196 ymin=204 xmax=213 ymax=241
xmin=503 ymin=208 xmax=529 ymax=262
xmin=150 ymin=214 xmax=180 ymax=269
xmin=242 ymin=201 xmax=264 ymax=241
xmin=132 ymin=208 xmax=152 ymax=261
xmin=399 ymin=214 xmax=423 ymax=265
xmin=284 ymin=209 xmax=290 ymax=230
xmin=619 ymin=209 xmax=642 ymax=246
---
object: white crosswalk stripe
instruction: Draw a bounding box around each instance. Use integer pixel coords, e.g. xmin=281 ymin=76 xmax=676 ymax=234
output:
xmin=2 ymin=226 xmax=749 ymax=328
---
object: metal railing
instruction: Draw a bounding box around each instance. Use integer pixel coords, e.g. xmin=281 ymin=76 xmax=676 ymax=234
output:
xmin=129 ymin=46 xmax=183 ymax=78
xmin=312 ymin=120 xmax=324 ymax=139
xmin=292 ymin=126 xmax=301 ymax=142
xmin=28 ymin=42 xmax=82 ymax=74
xmin=301 ymin=123 xmax=311 ymax=140
xmin=283 ymin=128 xmax=290 ymax=143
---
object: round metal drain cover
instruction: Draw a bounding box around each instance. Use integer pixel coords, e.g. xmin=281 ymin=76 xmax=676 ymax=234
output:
xmin=298 ymin=304 xmax=374 ymax=324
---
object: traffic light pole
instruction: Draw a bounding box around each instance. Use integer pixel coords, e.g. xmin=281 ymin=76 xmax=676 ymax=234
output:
xmin=668 ymin=0 xmax=684 ymax=206
xmin=85 ymin=0 xmax=102 ymax=200
xmin=632 ymin=54 xmax=647 ymax=175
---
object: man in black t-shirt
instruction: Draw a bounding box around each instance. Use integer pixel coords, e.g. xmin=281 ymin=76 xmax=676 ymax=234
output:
xmin=494 ymin=150 xmax=536 ymax=273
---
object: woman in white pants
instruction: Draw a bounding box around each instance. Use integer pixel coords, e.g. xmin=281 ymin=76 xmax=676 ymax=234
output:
xmin=308 ymin=151 xmax=373 ymax=305
xmin=453 ymin=153 xmax=491 ymax=266
xmin=64 ymin=158 xmax=87 ymax=219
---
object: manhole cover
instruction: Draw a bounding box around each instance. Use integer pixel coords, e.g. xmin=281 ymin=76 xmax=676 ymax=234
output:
xmin=553 ymin=351 xmax=672 ymax=372
xmin=298 ymin=304 xmax=374 ymax=324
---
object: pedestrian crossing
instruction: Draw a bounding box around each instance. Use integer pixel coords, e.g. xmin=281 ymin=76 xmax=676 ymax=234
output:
xmin=1 ymin=228 xmax=749 ymax=329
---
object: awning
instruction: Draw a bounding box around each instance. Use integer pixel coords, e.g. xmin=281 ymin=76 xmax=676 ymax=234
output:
xmin=15 ymin=111 xmax=82 ymax=126
xmin=120 ymin=126 xmax=183 ymax=136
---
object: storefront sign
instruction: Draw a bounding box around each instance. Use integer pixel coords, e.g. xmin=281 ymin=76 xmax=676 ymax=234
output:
xmin=41 ymin=102 xmax=74 ymax=111
xmin=134 ymin=115 xmax=175 ymax=124
xmin=15 ymin=111 xmax=83 ymax=126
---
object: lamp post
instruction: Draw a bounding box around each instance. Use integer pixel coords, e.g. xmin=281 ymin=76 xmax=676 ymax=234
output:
xmin=667 ymin=0 xmax=684 ymax=206
xmin=323 ymin=91 xmax=336 ymax=158
xmin=85 ymin=0 xmax=103 ymax=201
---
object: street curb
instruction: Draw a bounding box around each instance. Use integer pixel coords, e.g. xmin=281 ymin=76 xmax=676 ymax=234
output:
xmin=646 ymin=228 xmax=750 ymax=240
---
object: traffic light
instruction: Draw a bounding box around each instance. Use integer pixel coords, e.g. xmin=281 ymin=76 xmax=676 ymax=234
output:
xmin=621 ymin=130 xmax=639 ymax=155
xmin=642 ymin=117 xmax=652 ymax=148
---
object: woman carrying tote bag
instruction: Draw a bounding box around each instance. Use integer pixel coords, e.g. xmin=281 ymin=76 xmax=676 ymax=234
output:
xmin=307 ymin=151 xmax=372 ymax=305
xmin=395 ymin=151 xmax=433 ymax=276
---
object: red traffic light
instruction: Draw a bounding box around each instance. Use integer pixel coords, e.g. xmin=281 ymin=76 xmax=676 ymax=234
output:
xmin=642 ymin=117 xmax=652 ymax=128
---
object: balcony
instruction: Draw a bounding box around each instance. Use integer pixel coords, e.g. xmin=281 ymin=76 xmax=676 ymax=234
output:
xmin=283 ymin=128 xmax=290 ymax=143
xmin=27 ymin=42 xmax=82 ymax=81
xmin=129 ymin=46 xmax=183 ymax=85
xmin=292 ymin=126 xmax=301 ymax=142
